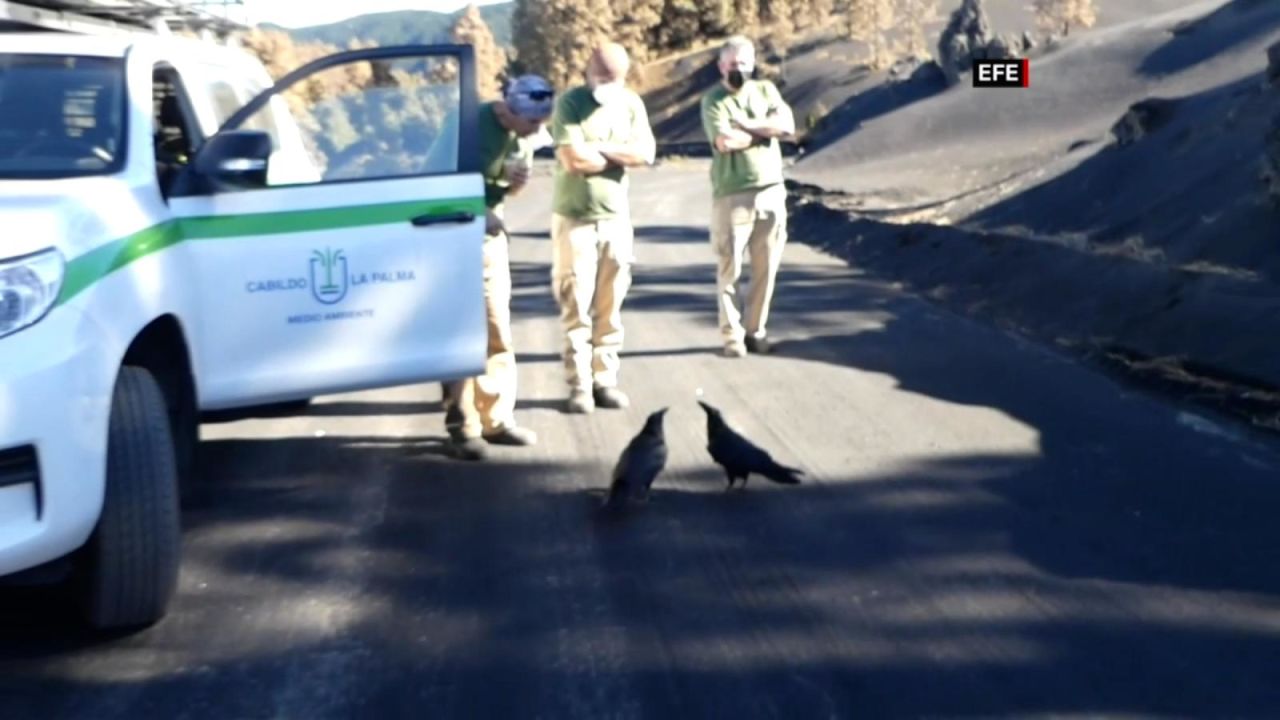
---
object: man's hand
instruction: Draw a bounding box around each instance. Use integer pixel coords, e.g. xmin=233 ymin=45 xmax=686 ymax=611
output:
xmin=715 ymin=127 xmax=756 ymax=152
xmin=597 ymin=140 xmax=655 ymax=168
xmin=505 ymin=162 xmax=531 ymax=194
xmin=485 ymin=209 xmax=505 ymax=236
xmin=732 ymin=111 xmax=795 ymax=139
xmin=557 ymin=143 xmax=609 ymax=175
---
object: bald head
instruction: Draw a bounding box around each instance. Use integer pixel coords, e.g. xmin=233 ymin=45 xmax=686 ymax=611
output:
xmin=588 ymin=42 xmax=631 ymax=85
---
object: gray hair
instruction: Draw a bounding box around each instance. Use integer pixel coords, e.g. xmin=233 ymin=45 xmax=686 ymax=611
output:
xmin=720 ymin=35 xmax=756 ymax=60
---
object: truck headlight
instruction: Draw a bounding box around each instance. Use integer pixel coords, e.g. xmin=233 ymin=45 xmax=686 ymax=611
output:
xmin=0 ymin=249 xmax=65 ymax=340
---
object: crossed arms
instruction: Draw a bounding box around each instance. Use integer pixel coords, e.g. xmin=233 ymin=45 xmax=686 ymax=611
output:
xmin=554 ymin=95 xmax=657 ymax=175
xmin=557 ymin=136 xmax=656 ymax=175
xmin=708 ymin=84 xmax=796 ymax=153
xmin=714 ymin=111 xmax=795 ymax=152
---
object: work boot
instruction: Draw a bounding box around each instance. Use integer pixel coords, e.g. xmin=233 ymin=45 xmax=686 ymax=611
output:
xmin=593 ymin=386 xmax=631 ymax=410
xmin=565 ymin=389 xmax=595 ymax=415
xmin=745 ymin=336 xmax=773 ymax=355
xmin=484 ymin=426 xmax=539 ymax=446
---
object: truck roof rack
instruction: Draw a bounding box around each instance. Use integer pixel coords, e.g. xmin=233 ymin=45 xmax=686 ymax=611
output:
xmin=0 ymin=0 xmax=247 ymax=41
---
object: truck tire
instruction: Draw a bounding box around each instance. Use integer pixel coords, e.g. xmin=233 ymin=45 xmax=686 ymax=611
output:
xmin=170 ymin=381 xmax=199 ymax=505
xmin=81 ymin=365 xmax=182 ymax=630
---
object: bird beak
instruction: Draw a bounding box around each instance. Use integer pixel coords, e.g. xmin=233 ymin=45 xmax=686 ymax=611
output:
xmin=697 ymin=401 xmax=711 ymax=413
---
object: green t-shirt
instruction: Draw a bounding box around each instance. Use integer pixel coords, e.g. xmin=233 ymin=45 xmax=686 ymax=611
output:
xmin=551 ymin=86 xmax=654 ymax=221
xmin=701 ymin=80 xmax=788 ymax=198
xmin=479 ymin=101 xmax=535 ymax=210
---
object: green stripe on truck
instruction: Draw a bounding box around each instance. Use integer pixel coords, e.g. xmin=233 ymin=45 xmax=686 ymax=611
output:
xmin=54 ymin=196 xmax=485 ymax=307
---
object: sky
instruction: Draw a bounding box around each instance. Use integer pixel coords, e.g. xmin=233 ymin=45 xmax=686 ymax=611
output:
xmin=244 ymin=0 xmax=508 ymax=28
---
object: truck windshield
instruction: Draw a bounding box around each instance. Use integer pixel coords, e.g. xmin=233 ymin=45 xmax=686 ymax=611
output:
xmin=0 ymin=54 xmax=126 ymax=179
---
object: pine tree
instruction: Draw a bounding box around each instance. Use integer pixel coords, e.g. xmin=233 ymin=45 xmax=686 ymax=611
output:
xmin=845 ymin=0 xmax=895 ymax=69
xmin=613 ymin=0 xmax=666 ymax=65
xmin=1033 ymin=0 xmax=1097 ymax=38
xmin=697 ymin=0 xmax=733 ymax=36
xmin=512 ymin=0 xmax=553 ymax=79
xmin=513 ymin=0 xmax=616 ymax=91
xmin=342 ymin=39 xmax=376 ymax=92
xmin=798 ymin=0 xmax=839 ymax=32
xmin=650 ymin=0 xmax=732 ymax=52
xmin=732 ymin=0 xmax=762 ymax=34
xmin=764 ymin=0 xmax=796 ymax=54
xmin=657 ymin=0 xmax=704 ymax=51
xmin=240 ymin=28 xmax=337 ymax=143
xmin=895 ymin=0 xmax=937 ymax=60
xmin=451 ymin=3 xmax=507 ymax=99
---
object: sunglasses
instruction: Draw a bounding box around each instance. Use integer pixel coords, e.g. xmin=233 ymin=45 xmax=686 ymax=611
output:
xmin=523 ymin=90 xmax=555 ymax=101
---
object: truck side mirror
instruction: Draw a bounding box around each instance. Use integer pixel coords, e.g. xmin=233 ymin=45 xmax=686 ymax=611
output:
xmin=194 ymin=130 xmax=273 ymax=189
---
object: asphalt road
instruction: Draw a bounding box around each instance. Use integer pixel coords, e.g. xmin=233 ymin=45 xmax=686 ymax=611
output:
xmin=3 ymin=163 xmax=1280 ymax=719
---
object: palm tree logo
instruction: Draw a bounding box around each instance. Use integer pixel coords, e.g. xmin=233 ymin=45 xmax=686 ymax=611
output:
xmin=309 ymin=248 xmax=349 ymax=305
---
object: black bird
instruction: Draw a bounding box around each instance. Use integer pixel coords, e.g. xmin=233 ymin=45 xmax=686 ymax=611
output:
xmin=698 ymin=400 xmax=804 ymax=490
xmin=603 ymin=408 xmax=669 ymax=509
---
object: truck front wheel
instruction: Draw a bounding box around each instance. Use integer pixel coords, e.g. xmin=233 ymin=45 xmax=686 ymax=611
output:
xmin=80 ymin=365 xmax=182 ymax=630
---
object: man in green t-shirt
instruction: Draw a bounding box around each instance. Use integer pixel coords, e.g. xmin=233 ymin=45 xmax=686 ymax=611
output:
xmin=550 ymin=42 xmax=656 ymax=414
xmin=442 ymin=74 xmax=556 ymax=461
xmin=700 ymin=35 xmax=795 ymax=358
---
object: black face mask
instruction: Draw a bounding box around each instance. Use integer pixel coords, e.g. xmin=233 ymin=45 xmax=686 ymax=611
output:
xmin=727 ymin=69 xmax=747 ymax=90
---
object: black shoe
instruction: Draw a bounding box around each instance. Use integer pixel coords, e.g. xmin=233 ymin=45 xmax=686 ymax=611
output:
xmin=745 ymin=336 xmax=773 ymax=355
xmin=484 ymin=426 xmax=539 ymax=446
xmin=448 ymin=434 xmax=488 ymax=461
xmin=565 ymin=390 xmax=595 ymax=415
xmin=593 ymin=386 xmax=631 ymax=409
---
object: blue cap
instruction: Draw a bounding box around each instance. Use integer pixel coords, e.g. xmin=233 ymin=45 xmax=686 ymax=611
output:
xmin=505 ymin=74 xmax=555 ymax=120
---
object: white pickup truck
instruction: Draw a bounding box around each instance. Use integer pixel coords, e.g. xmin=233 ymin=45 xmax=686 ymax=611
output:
xmin=0 ymin=33 xmax=487 ymax=628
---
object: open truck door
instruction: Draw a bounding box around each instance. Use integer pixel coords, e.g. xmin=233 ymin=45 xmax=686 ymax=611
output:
xmin=169 ymin=45 xmax=485 ymax=409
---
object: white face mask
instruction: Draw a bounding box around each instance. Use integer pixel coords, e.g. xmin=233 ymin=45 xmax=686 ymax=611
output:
xmin=591 ymin=82 xmax=627 ymax=107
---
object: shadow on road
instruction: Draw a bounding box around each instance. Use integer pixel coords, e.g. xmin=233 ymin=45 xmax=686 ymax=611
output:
xmin=514 ymin=347 xmax=723 ymax=368
xmin=3 ymin=423 xmax=1277 ymax=716
xmin=3 ymin=237 xmax=1279 ymax=717
xmin=774 ymin=321 xmax=1280 ymax=599
xmin=511 ymin=225 xmax=707 ymax=245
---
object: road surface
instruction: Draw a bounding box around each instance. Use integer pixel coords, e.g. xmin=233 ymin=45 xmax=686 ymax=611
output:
xmin=3 ymin=163 xmax=1279 ymax=718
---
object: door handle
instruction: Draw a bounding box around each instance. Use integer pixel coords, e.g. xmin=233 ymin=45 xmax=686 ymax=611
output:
xmin=411 ymin=211 xmax=476 ymax=227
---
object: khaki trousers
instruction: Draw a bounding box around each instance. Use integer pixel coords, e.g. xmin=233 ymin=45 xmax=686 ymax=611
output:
xmin=551 ymin=213 xmax=635 ymax=393
xmin=711 ymin=182 xmax=788 ymax=345
xmin=443 ymin=230 xmax=518 ymax=438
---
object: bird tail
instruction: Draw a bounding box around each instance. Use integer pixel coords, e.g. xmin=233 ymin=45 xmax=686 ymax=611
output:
xmin=600 ymin=478 xmax=640 ymax=513
xmin=601 ymin=485 xmax=626 ymax=511
xmin=597 ymin=492 xmax=629 ymax=522
xmin=764 ymin=463 xmax=804 ymax=485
